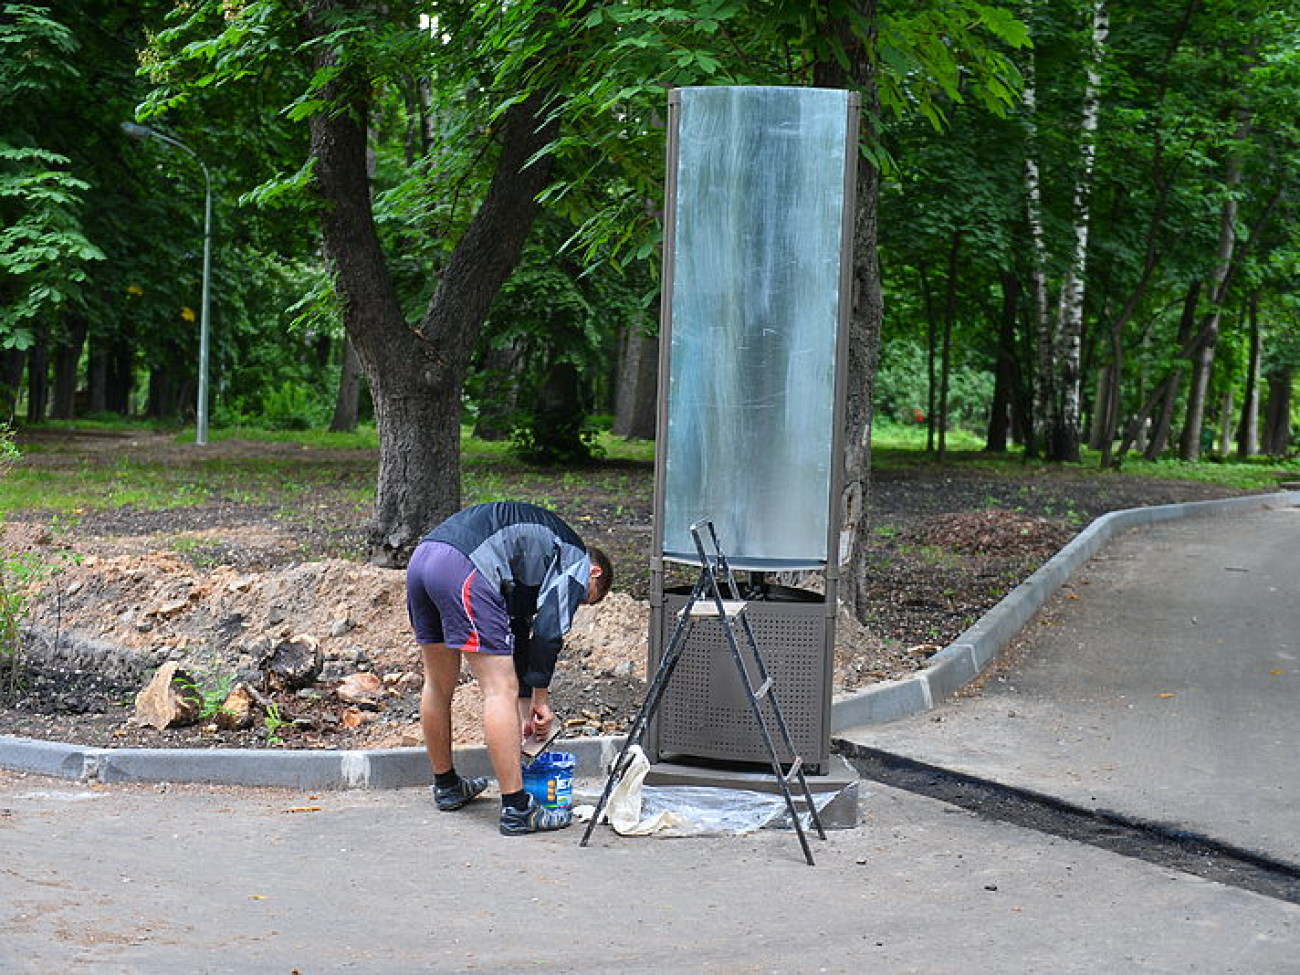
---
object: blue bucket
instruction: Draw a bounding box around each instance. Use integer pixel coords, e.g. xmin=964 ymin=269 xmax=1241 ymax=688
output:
xmin=522 ymin=751 xmax=575 ymax=810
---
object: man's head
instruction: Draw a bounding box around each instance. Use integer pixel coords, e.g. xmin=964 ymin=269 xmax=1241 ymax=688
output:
xmin=585 ymin=545 xmax=613 ymax=604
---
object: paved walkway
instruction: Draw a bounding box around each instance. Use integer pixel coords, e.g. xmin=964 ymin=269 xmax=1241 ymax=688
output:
xmin=837 ymin=504 xmax=1300 ymax=871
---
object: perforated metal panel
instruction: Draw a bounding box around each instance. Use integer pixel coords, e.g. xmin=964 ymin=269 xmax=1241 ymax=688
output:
xmin=649 ymin=593 xmax=832 ymax=771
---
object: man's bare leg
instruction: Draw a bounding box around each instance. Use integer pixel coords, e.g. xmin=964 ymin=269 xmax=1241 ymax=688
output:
xmin=418 ymin=642 xmax=461 ymax=776
xmin=465 ymin=651 xmax=524 ymax=794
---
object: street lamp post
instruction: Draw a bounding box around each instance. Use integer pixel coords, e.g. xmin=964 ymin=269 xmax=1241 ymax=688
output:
xmin=121 ymin=122 xmax=213 ymax=446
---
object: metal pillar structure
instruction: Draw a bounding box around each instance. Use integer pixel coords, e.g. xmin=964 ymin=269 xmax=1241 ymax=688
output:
xmin=648 ymin=87 xmax=859 ymax=773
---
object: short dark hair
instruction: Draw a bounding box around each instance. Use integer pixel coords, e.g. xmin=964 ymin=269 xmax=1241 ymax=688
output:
xmin=587 ymin=545 xmax=613 ymax=600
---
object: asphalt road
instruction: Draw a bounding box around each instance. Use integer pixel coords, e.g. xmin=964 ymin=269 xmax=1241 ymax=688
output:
xmin=2 ymin=772 xmax=1296 ymax=974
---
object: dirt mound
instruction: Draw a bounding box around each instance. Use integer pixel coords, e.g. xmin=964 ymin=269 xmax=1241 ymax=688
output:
xmin=6 ymin=525 xmax=917 ymax=751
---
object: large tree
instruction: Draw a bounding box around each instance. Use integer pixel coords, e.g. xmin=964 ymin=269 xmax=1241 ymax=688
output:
xmin=143 ymin=0 xmax=584 ymax=562
xmin=304 ymin=3 xmax=560 ymax=562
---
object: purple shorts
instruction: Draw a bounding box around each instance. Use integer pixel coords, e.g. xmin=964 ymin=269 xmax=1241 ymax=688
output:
xmin=405 ymin=541 xmax=513 ymax=655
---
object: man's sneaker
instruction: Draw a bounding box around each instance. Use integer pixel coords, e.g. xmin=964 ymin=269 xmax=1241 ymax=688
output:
xmin=433 ymin=775 xmax=490 ymax=811
xmin=499 ymin=795 xmax=572 ymax=836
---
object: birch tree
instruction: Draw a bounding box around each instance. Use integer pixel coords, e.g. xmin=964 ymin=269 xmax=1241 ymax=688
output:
xmin=1023 ymin=0 xmax=1109 ymax=462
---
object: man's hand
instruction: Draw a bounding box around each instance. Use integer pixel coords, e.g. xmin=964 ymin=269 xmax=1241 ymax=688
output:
xmin=520 ymin=689 xmax=555 ymax=739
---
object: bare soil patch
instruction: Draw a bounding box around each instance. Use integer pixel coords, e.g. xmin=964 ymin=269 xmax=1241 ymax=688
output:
xmin=1 ymin=430 xmax=1257 ymax=752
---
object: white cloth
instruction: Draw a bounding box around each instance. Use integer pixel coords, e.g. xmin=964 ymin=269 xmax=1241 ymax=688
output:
xmin=572 ymin=745 xmax=689 ymax=835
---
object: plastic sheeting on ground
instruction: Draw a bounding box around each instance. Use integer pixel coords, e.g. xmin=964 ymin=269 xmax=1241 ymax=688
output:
xmin=572 ymin=745 xmax=841 ymax=837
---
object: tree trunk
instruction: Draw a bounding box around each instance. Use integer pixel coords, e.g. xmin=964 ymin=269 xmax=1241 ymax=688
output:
xmin=1179 ymin=108 xmax=1250 ymax=461
xmin=1021 ymin=16 xmax=1050 ymax=460
xmin=86 ymin=340 xmax=107 ymax=415
xmin=25 ymin=325 xmax=49 ymax=423
xmin=328 ymin=335 xmax=362 ymax=433
xmin=1089 ymin=363 xmax=1113 ymax=451
xmin=611 ymin=327 xmax=658 ymax=440
xmin=1096 ymin=259 xmax=1158 ymax=467
xmin=305 ymin=1 xmax=556 ymax=564
xmin=919 ymin=265 xmax=938 ymax=453
xmin=937 ymin=229 xmax=961 ymax=460
xmin=529 ymin=360 xmax=586 ymax=461
xmin=146 ymin=361 xmax=189 ymax=421
xmin=1043 ymin=1 xmax=1107 ymax=464
xmin=1145 ymin=372 xmax=1181 ymax=459
xmin=1113 ymin=280 xmax=1199 ymax=463
xmin=50 ymin=317 xmax=87 ymax=420
xmin=0 ymin=348 xmax=24 ymax=422
xmin=106 ymin=340 xmax=134 ymax=415
xmin=1216 ymin=388 xmax=1233 ymax=456
xmin=815 ymin=2 xmax=884 ymax=625
xmin=471 ymin=343 xmax=523 ymax=441
xmin=984 ymin=272 xmax=1019 ymax=453
xmin=1261 ymin=368 xmax=1292 ymax=456
xmin=1236 ymin=293 xmax=1260 ymax=459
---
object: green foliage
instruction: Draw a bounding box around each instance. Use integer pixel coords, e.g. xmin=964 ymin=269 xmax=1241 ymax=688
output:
xmin=542 ymin=0 xmax=1029 ymax=269
xmin=0 ymin=427 xmax=74 ymax=701
xmin=262 ymin=701 xmax=289 ymax=745
xmin=0 ymin=550 xmax=40 ymax=702
xmin=178 ymin=668 xmax=236 ymax=720
xmin=468 ymin=218 xmax=648 ymax=463
xmin=874 ymin=340 xmax=995 ymax=431
xmin=0 ymin=4 xmax=107 ymax=348
xmin=0 ymin=423 xmax=17 ymax=466
xmin=256 ymin=381 xmax=329 ymax=432
xmin=509 ymin=413 xmax=603 ymax=466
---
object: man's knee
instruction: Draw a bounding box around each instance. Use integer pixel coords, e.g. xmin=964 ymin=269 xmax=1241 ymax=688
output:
xmin=467 ymin=652 xmax=519 ymax=698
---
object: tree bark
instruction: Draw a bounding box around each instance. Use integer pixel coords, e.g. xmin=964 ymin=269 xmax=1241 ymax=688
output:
xmin=106 ymin=340 xmax=134 ymax=416
xmin=1216 ymin=388 xmax=1233 ymax=456
xmin=1045 ymin=1 xmax=1107 ymax=463
xmin=50 ymin=316 xmax=87 ymax=420
xmin=611 ymin=327 xmax=658 ymax=440
xmin=1112 ymin=279 xmax=1198 ymax=463
xmin=1089 ymin=363 xmax=1114 ymax=451
xmin=1236 ymin=293 xmax=1260 ymax=459
xmin=937 ymin=229 xmax=962 ymax=460
xmin=529 ymin=360 xmax=586 ymax=461
xmin=815 ymin=1 xmax=884 ymax=624
xmin=471 ymin=343 xmax=522 ymax=441
xmin=25 ymin=325 xmax=49 ymax=423
xmin=1021 ymin=13 xmax=1050 ymax=460
xmin=86 ymin=341 xmax=107 ymax=415
xmin=984 ymin=272 xmax=1020 ymax=453
xmin=0 ymin=348 xmax=24 ymax=422
xmin=328 ymin=335 xmax=362 ymax=433
xmin=1261 ymin=368 xmax=1292 ymax=456
xmin=1179 ymin=108 xmax=1250 ymax=461
xmin=919 ymin=265 xmax=938 ymax=453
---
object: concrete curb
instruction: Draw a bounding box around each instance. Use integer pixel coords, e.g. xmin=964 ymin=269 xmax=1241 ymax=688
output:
xmin=4 ymin=491 xmax=1296 ymax=788
xmin=0 ymin=727 xmax=628 ymax=790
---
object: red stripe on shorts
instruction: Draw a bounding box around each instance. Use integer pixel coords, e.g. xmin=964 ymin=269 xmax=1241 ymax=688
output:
xmin=459 ymin=570 xmax=481 ymax=653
